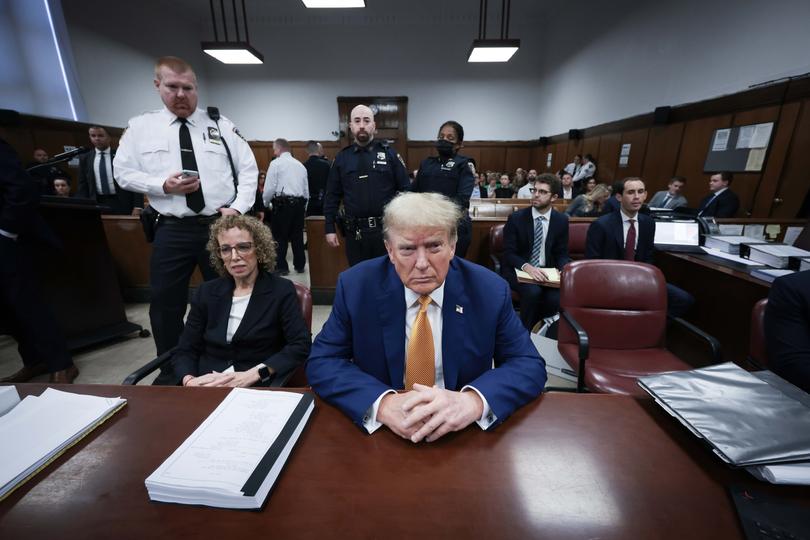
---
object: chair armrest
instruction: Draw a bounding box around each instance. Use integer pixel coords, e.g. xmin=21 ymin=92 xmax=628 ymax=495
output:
xmin=122 ymin=348 xmax=175 ymax=385
xmin=669 ymin=316 xmax=722 ymax=363
xmin=560 ymin=309 xmax=590 ymax=393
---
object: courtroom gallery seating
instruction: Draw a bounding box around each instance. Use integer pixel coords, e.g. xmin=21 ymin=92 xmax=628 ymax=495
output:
xmin=122 ymin=283 xmax=313 ymax=386
xmin=557 ymin=260 xmax=721 ymax=396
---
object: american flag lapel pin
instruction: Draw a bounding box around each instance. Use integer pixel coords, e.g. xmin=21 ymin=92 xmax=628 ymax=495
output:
xmin=455 ymin=305 xmax=463 ymax=314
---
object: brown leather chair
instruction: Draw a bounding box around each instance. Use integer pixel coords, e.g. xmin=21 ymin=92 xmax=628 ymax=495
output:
xmin=123 ymin=282 xmax=314 ymax=386
xmin=489 ymin=224 xmax=520 ymax=306
xmin=747 ymin=298 xmax=768 ymax=370
xmin=567 ymin=221 xmax=590 ymax=260
xmin=558 ymin=260 xmax=721 ymax=396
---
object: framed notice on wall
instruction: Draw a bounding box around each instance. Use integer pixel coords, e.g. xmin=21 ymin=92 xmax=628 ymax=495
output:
xmin=704 ymin=122 xmax=774 ymax=173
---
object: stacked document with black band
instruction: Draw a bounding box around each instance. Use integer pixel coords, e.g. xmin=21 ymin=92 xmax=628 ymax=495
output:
xmin=145 ymin=388 xmax=314 ymax=509
xmin=638 ymin=363 xmax=810 ymax=485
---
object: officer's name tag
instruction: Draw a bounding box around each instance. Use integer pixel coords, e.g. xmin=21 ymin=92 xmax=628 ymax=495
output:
xmin=207 ymin=126 xmax=221 ymax=144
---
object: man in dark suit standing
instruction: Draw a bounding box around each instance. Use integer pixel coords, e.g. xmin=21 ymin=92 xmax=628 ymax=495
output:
xmin=77 ymin=126 xmax=143 ymax=215
xmin=503 ymin=173 xmax=570 ymax=330
xmin=765 ymin=270 xmax=810 ymax=393
xmin=585 ymin=177 xmax=693 ymax=317
xmin=304 ymin=140 xmax=329 ymax=216
xmin=697 ymin=171 xmax=739 ymax=218
xmin=0 ymin=137 xmax=78 ymax=383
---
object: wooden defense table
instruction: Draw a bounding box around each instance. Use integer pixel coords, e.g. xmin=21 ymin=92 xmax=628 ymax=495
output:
xmin=2 ymin=384 xmax=808 ymax=539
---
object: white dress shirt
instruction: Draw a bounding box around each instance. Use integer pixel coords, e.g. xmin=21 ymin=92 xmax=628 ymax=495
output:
xmin=114 ymin=107 xmax=258 ymax=217
xmin=262 ymin=151 xmax=309 ymax=206
xmin=94 ymin=148 xmax=116 ymax=194
xmin=564 ymin=162 xmax=579 ymax=177
xmin=562 ymin=186 xmax=574 ymax=199
xmin=620 ymin=209 xmax=640 ymax=250
xmin=363 ymin=282 xmax=496 ymax=434
xmin=516 ymin=184 xmax=533 ymax=199
xmin=226 ymin=294 xmax=251 ymax=343
xmin=521 ymin=206 xmax=551 ymax=269
xmin=572 ymin=161 xmax=596 ymax=183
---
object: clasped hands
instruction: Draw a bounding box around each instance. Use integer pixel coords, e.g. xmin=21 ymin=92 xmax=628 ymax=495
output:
xmin=183 ymin=369 xmax=258 ymax=388
xmin=377 ymin=384 xmax=484 ymax=443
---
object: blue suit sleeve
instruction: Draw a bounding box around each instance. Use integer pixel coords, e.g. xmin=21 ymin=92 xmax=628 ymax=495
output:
xmin=306 ymin=275 xmax=394 ymax=427
xmin=502 ymin=212 xmax=526 ymax=272
xmin=464 ymin=280 xmax=546 ymax=427
xmin=552 ymin=213 xmax=571 ymax=269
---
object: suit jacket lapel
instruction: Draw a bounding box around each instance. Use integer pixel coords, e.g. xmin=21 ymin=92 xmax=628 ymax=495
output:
xmin=377 ymin=263 xmax=406 ymax=388
xmin=441 ymin=261 xmax=467 ymax=391
xmin=209 ymin=278 xmax=234 ymax=343
xmin=231 ymin=272 xmax=273 ymax=342
xmin=612 ymin=212 xmax=624 ymax=256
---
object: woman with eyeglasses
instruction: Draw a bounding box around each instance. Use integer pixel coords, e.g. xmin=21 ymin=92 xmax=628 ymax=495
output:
xmin=411 ymin=120 xmax=476 ymax=257
xmin=174 ymin=215 xmax=311 ymax=387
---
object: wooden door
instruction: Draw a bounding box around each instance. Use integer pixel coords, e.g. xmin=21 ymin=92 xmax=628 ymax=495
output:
xmin=337 ymin=97 xmax=408 ymax=163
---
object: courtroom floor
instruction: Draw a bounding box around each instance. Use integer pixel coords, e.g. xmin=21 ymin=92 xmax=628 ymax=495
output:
xmin=0 ymin=254 xmax=574 ymax=389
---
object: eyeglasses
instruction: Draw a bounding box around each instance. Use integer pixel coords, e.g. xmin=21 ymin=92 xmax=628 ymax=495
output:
xmin=528 ymin=188 xmax=551 ymax=195
xmin=218 ymin=242 xmax=254 ymax=258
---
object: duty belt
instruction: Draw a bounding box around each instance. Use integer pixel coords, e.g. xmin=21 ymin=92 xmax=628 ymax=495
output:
xmin=345 ymin=216 xmax=382 ymax=229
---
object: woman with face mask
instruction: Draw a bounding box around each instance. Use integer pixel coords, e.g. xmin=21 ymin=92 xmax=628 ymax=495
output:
xmin=411 ymin=120 xmax=476 ymax=258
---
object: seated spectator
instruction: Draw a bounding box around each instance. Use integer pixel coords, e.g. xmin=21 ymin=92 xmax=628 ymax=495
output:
xmin=565 ymin=183 xmax=611 ymax=217
xmin=697 ymin=171 xmax=739 ymax=218
xmin=584 ymin=177 xmax=597 ymax=194
xmin=471 ymin=173 xmax=486 ymax=199
xmin=584 ymin=177 xmax=694 ymax=318
xmin=572 ymin=154 xmax=596 ymax=185
xmin=495 ymin=174 xmax=516 ymax=199
xmin=53 ymin=177 xmax=71 ymax=197
xmin=26 ymin=148 xmax=67 ymax=195
xmin=513 ymin=169 xmax=527 ymax=190
xmin=603 ymin=179 xmax=625 ymax=214
xmin=503 ymin=174 xmax=570 ymax=330
xmin=486 ymin=172 xmax=499 ymax=198
xmin=648 ymin=176 xmax=688 ymax=209
xmin=516 ymin=179 xmax=532 ymax=199
xmin=306 ymin=192 xmax=546 ymax=441
xmin=765 ymin=270 xmax=810 ymax=393
xmin=175 ymin=215 xmax=311 ymax=387
xmin=557 ymin=172 xmax=580 ymax=200
xmin=527 ymin=169 xmax=538 ymax=183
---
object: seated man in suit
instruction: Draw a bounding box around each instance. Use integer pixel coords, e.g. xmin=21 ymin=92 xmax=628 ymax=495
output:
xmin=602 ymin=179 xmax=624 ymax=214
xmin=307 ymin=192 xmax=546 ymax=443
xmin=503 ymin=173 xmax=570 ymax=330
xmin=765 ymin=270 xmax=810 ymax=393
xmin=585 ymin=177 xmax=694 ymax=318
xmin=648 ymin=176 xmax=688 ymax=209
xmin=697 ymin=171 xmax=739 ymax=218
xmin=557 ymin=172 xmax=580 ymax=200
xmin=77 ymin=126 xmax=144 ymax=215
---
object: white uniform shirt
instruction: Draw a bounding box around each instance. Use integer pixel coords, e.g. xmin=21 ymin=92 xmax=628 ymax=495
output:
xmin=94 ymin=148 xmax=115 ymax=194
xmin=262 ymin=151 xmax=309 ymax=206
xmin=362 ymin=283 xmax=496 ymax=434
xmin=516 ymin=184 xmax=533 ymax=199
xmin=572 ymin=161 xmax=596 ymax=183
xmin=114 ymin=107 xmax=258 ymax=217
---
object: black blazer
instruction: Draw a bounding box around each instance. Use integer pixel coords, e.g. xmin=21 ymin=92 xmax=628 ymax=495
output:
xmin=698 ymin=189 xmax=740 ymax=218
xmin=502 ymin=207 xmax=570 ymax=290
xmin=765 ymin=270 xmax=810 ymax=393
xmin=173 ymin=271 xmax=311 ymax=383
xmin=77 ymin=149 xmax=143 ymax=214
xmin=585 ymin=211 xmax=655 ymax=264
xmin=557 ymin=185 xmax=581 ymax=200
xmin=304 ymin=155 xmax=330 ymax=215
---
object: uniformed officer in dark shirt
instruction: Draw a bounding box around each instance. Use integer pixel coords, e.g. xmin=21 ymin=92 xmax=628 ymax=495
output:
xmin=324 ymin=104 xmax=409 ymax=266
xmin=411 ymin=120 xmax=475 ymax=258
xmin=304 ymin=140 xmax=330 ymax=216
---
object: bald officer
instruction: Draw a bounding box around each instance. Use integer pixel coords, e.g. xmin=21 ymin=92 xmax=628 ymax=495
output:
xmin=323 ymin=104 xmax=409 ymax=266
xmin=115 ymin=56 xmax=258 ymax=383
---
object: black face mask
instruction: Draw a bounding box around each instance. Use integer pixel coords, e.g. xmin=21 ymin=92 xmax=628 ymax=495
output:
xmin=435 ymin=139 xmax=455 ymax=158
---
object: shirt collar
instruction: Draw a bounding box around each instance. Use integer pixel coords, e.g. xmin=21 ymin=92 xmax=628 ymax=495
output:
xmin=95 ymin=147 xmax=109 ymax=154
xmin=713 ymin=187 xmax=728 ymax=197
xmin=620 ymin=209 xmax=638 ymax=222
xmin=165 ymin=107 xmax=200 ymax=126
xmin=404 ymin=281 xmax=445 ymax=311
xmin=531 ymin=206 xmax=552 ymax=220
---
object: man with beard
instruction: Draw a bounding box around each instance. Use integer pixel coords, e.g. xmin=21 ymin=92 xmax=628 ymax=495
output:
xmin=323 ymin=104 xmax=409 ymax=266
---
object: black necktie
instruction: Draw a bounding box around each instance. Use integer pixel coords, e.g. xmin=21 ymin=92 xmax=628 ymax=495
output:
xmin=98 ymin=151 xmax=112 ymax=195
xmin=179 ymin=118 xmax=205 ymax=213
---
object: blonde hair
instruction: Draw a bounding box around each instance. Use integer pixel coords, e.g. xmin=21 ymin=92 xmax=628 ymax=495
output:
xmin=383 ymin=192 xmax=462 ymax=244
xmin=207 ymin=215 xmax=277 ymax=276
xmin=154 ymin=56 xmax=195 ymax=80
xmin=583 ymin=183 xmax=611 ymax=212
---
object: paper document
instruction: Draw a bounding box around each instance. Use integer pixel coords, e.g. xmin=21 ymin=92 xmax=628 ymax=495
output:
xmin=783 ymin=227 xmax=803 ymax=246
xmin=748 ymin=462 xmax=810 ymax=485
xmin=750 ymin=122 xmax=774 ymax=148
xmin=145 ymin=388 xmax=314 ymax=509
xmin=700 ymin=247 xmax=765 ymax=266
xmin=0 ymin=386 xmax=20 ymax=417
xmin=736 ymin=125 xmax=755 ymax=149
xmin=516 ymin=267 xmax=560 ymax=285
xmin=745 ymin=148 xmax=767 ymax=171
xmin=712 ymin=129 xmax=731 ymax=151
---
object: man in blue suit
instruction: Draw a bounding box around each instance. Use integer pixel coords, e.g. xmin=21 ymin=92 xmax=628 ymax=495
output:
xmin=307 ymin=192 xmax=546 ymax=443
xmin=502 ymin=173 xmax=570 ymax=330
xmin=585 ymin=177 xmax=694 ymax=317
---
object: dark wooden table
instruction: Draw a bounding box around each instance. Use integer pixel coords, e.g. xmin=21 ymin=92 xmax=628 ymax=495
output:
xmin=2 ymin=384 xmax=808 ymax=539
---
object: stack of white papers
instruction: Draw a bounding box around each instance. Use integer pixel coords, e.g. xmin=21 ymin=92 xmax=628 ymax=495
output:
xmin=0 ymin=388 xmax=127 ymax=500
xmin=747 ymin=244 xmax=810 ymax=269
xmin=145 ymin=388 xmax=314 ymax=509
xmin=748 ymin=462 xmax=810 ymax=485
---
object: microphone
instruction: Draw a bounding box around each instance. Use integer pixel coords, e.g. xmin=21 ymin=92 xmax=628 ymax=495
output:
xmin=50 ymin=146 xmax=92 ymax=161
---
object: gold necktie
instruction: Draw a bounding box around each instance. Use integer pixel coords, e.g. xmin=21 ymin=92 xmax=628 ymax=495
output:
xmin=405 ymin=295 xmax=435 ymax=390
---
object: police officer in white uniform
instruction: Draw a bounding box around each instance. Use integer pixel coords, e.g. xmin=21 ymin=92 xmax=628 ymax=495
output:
xmin=115 ymin=56 xmax=258 ymax=383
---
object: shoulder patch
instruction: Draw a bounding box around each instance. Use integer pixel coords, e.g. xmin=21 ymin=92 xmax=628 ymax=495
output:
xmin=467 ymin=162 xmax=476 ymax=175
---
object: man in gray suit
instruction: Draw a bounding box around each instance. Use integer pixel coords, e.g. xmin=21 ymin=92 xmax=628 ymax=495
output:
xmin=648 ymin=176 xmax=688 ymax=209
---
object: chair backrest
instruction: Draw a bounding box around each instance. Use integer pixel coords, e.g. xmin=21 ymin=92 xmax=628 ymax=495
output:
xmin=749 ymin=298 xmax=768 ymax=369
xmin=293 ymin=282 xmax=313 ymax=332
xmin=559 ymin=260 xmax=667 ymax=350
xmin=568 ymin=221 xmax=590 ymax=260
xmin=489 ymin=224 xmax=505 ymax=273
